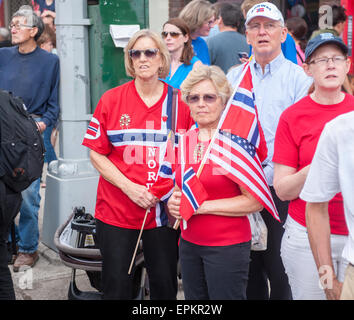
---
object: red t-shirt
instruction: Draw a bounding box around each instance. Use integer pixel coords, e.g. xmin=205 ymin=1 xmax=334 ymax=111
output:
xmin=273 ymin=94 xmax=354 ymax=235
xmin=82 ymin=81 xmax=193 ymax=229
xmin=175 ymin=129 xmax=252 ymax=246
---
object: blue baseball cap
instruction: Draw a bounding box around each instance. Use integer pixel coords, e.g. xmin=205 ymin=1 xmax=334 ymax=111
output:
xmin=305 ymin=33 xmax=348 ymax=61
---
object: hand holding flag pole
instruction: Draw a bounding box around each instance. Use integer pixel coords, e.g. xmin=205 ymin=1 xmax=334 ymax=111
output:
xmin=173 ymin=57 xmax=259 ymax=230
xmin=128 ymin=131 xmax=174 ymax=275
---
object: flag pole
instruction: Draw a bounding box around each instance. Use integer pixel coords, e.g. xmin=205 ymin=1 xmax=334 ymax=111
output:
xmin=128 ymin=131 xmax=174 ymax=274
xmin=128 ymin=208 xmax=149 ymax=275
xmin=173 ymin=57 xmax=253 ymax=230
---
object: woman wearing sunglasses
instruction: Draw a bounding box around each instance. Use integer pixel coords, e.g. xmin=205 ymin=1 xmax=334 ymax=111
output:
xmin=167 ymin=65 xmax=263 ymax=299
xmin=273 ymin=33 xmax=354 ymax=300
xmin=162 ymin=18 xmax=202 ymax=89
xmin=178 ymin=0 xmax=215 ymax=65
xmin=82 ymin=29 xmax=194 ymax=300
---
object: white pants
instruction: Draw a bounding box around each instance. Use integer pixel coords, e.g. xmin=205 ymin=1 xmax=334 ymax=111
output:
xmin=281 ymin=215 xmax=349 ymax=300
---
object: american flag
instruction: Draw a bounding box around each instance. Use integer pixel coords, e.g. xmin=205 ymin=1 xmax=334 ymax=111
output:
xmin=208 ymin=130 xmax=279 ymax=221
xmin=220 ymin=62 xmax=267 ymax=163
xmin=196 ymin=60 xmax=279 ymax=221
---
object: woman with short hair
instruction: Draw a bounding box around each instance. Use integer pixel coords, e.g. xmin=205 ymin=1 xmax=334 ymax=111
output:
xmin=82 ymin=29 xmax=193 ymax=300
xmin=273 ymin=33 xmax=354 ymax=300
xmin=178 ymin=0 xmax=215 ymax=65
xmin=167 ymin=65 xmax=263 ymax=299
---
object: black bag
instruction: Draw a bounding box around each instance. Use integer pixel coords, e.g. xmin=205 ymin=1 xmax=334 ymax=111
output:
xmin=0 ymin=90 xmax=45 ymax=193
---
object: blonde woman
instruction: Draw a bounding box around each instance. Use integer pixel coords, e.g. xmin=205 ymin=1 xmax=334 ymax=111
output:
xmin=82 ymin=29 xmax=193 ymax=299
xmin=179 ymin=0 xmax=215 ymax=65
xmin=167 ymin=65 xmax=263 ymax=299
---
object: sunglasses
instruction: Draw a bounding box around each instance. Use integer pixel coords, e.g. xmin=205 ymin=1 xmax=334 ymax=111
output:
xmin=128 ymin=48 xmax=159 ymax=60
xmin=161 ymin=31 xmax=182 ymax=39
xmin=186 ymin=93 xmax=219 ymax=105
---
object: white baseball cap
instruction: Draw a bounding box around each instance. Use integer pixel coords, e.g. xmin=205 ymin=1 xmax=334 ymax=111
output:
xmin=245 ymin=2 xmax=284 ymax=26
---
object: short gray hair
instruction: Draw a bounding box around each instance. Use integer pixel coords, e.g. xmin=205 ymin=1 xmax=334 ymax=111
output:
xmin=180 ymin=65 xmax=232 ymax=106
xmin=12 ymin=5 xmax=44 ymax=41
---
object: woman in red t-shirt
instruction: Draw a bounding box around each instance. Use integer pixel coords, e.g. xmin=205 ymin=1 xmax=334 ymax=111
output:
xmin=273 ymin=33 xmax=354 ymax=300
xmin=167 ymin=65 xmax=263 ymax=300
xmin=82 ymin=30 xmax=193 ymax=300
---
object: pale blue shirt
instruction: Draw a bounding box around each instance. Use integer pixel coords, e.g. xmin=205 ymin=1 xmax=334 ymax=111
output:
xmin=227 ymin=52 xmax=313 ymax=185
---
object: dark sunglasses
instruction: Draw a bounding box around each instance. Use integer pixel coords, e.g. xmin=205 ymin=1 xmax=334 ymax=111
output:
xmin=161 ymin=31 xmax=182 ymax=39
xmin=128 ymin=48 xmax=159 ymax=60
xmin=186 ymin=94 xmax=219 ymax=105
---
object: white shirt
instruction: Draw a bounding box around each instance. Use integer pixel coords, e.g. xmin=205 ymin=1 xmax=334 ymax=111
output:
xmin=227 ymin=52 xmax=312 ymax=185
xmin=300 ymin=111 xmax=354 ymax=265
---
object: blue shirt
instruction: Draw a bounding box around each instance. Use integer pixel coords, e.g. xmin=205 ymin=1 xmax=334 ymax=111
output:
xmin=0 ymin=46 xmax=60 ymax=127
xmin=163 ymin=56 xmax=200 ymax=89
xmin=33 ymin=0 xmax=55 ymax=12
xmin=192 ymin=37 xmax=210 ymax=65
xmin=281 ymin=34 xmax=297 ymax=65
xmin=227 ymin=52 xmax=312 ymax=185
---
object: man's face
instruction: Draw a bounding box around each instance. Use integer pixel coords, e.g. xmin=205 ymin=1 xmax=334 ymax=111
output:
xmin=10 ymin=16 xmax=35 ymax=46
xmin=246 ymin=16 xmax=287 ymax=61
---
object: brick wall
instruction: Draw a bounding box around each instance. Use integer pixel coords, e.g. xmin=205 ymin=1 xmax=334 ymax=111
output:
xmin=169 ymin=0 xmax=190 ymax=18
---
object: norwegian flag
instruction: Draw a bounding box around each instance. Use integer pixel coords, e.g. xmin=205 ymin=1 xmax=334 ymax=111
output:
xmin=180 ymin=167 xmax=208 ymax=221
xmin=208 ymin=130 xmax=279 ymax=221
xmin=220 ymin=62 xmax=267 ymax=162
xmin=85 ymin=117 xmax=101 ymax=140
xmin=149 ymin=136 xmax=175 ymax=202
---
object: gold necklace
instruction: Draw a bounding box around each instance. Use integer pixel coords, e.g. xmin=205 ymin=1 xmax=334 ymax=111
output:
xmin=193 ymin=142 xmax=206 ymax=163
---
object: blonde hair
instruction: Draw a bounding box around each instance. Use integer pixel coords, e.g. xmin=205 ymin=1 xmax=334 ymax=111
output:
xmin=180 ymin=65 xmax=232 ymax=106
xmin=124 ymin=29 xmax=171 ymax=79
xmin=178 ymin=0 xmax=215 ymax=34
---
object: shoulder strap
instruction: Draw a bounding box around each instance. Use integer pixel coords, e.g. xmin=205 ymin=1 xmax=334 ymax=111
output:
xmin=296 ymin=49 xmax=304 ymax=63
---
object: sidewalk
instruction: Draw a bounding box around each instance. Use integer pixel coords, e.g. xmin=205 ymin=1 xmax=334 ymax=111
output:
xmin=10 ymin=163 xmax=184 ymax=300
xmin=10 ymin=164 xmax=97 ymax=300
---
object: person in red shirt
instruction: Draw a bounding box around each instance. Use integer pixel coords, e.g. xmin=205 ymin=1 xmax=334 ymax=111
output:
xmin=167 ymin=65 xmax=263 ymax=299
xmin=82 ymin=30 xmax=193 ymax=299
xmin=273 ymin=33 xmax=354 ymax=300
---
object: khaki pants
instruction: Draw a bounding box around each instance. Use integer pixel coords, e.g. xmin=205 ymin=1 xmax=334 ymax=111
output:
xmin=340 ymin=263 xmax=354 ymax=300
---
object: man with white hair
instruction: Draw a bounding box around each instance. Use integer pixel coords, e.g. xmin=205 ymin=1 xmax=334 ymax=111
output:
xmin=0 ymin=5 xmax=59 ymax=273
xmin=227 ymin=2 xmax=312 ymax=300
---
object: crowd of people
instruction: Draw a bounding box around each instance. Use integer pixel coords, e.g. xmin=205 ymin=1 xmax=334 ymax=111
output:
xmin=0 ymin=0 xmax=354 ymax=301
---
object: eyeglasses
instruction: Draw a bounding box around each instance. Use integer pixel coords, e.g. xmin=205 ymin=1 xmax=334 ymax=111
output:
xmin=186 ymin=93 xmax=219 ymax=105
xmin=128 ymin=48 xmax=159 ymax=60
xmin=161 ymin=31 xmax=182 ymax=39
xmin=9 ymin=23 xmax=33 ymax=30
xmin=247 ymin=22 xmax=281 ymax=32
xmin=207 ymin=19 xmax=215 ymax=27
xmin=308 ymin=55 xmax=347 ymax=66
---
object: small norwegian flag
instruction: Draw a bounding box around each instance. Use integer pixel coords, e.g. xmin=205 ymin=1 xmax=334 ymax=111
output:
xmin=180 ymin=167 xmax=208 ymax=221
xmin=84 ymin=117 xmax=101 ymax=140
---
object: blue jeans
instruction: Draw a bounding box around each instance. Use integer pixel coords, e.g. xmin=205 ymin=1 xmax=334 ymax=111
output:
xmin=43 ymin=125 xmax=57 ymax=164
xmin=17 ymin=178 xmax=41 ymax=253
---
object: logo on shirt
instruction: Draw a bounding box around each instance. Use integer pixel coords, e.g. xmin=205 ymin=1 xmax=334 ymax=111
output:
xmin=120 ymin=114 xmax=131 ymax=129
xmin=85 ymin=117 xmax=101 ymax=140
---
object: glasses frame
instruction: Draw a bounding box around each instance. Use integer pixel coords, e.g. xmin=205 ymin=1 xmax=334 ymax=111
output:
xmin=186 ymin=93 xmax=220 ymax=105
xmin=128 ymin=48 xmax=159 ymax=60
xmin=161 ymin=31 xmax=183 ymax=39
xmin=308 ymin=55 xmax=347 ymax=66
xmin=9 ymin=23 xmax=33 ymax=31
